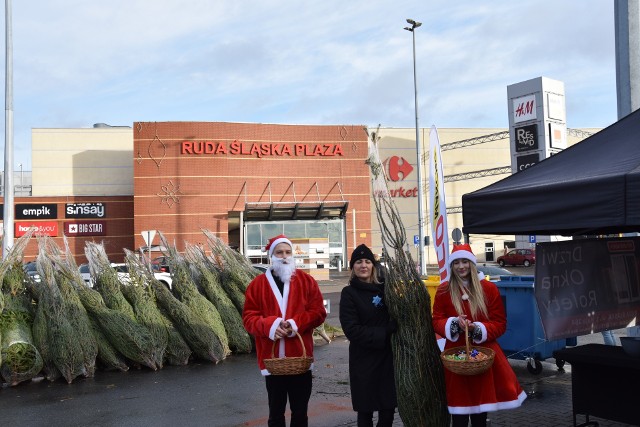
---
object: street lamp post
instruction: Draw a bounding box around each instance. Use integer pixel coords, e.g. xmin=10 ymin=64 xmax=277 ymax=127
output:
xmin=404 ymin=18 xmax=425 ymax=275
xmin=3 ymin=0 xmax=15 ymax=259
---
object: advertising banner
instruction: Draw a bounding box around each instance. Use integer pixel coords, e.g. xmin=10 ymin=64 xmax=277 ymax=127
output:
xmin=15 ymin=221 xmax=58 ymax=237
xmin=535 ymin=237 xmax=640 ymax=340
xmin=64 ymin=221 xmax=107 ymax=236
xmin=429 ymin=126 xmax=450 ymax=284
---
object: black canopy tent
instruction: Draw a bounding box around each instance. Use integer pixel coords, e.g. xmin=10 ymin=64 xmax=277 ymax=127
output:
xmin=462 ymin=108 xmax=640 ymax=236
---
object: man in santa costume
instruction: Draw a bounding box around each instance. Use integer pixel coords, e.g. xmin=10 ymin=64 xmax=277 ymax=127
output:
xmin=243 ymin=234 xmax=327 ymax=427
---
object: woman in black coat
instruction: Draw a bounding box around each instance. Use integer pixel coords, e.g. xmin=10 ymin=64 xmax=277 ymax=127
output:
xmin=339 ymin=244 xmax=397 ymax=427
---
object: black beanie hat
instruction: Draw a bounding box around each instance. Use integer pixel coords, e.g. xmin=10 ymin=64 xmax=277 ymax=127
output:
xmin=350 ymin=244 xmax=376 ymax=269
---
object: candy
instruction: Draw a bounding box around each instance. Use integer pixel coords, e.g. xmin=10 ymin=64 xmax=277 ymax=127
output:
xmin=444 ymin=348 xmax=490 ymax=361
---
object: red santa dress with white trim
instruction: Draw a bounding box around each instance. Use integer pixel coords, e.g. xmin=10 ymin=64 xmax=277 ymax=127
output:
xmin=243 ymin=268 xmax=326 ymax=375
xmin=432 ymin=279 xmax=527 ymax=414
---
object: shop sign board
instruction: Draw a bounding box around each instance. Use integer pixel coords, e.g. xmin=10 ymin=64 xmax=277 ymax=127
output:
xmin=64 ymin=221 xmax=107 ymax=236
xmin=15 ymin=221 xmax=58 ymax=237
xmin=515 ymin=153 xmax=540 ymax=172
xmin=15 ymin=203 xmax=57 ymax=220
xmin=65 ymin=202 xmax=106 ymax=218
xmin=535 ymin=237 xmax=640 ymax=340
xmin=381 ymin=156 xmax=418 ymax=198
xmin=514 ymin=124 xmax=538 ymax=152
xmin=181 ymin=140 xmax=344 ymax=158
xmin=512 ymin=94 xmax=536 ymax=123
xmin=549 ymin=122 xmax=567 ymax=150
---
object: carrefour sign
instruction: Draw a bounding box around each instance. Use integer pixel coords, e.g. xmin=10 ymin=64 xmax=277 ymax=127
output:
xmin=384 ymin=156 xmax=418 ymax=198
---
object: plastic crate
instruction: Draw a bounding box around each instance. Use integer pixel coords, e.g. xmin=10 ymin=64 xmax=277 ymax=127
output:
xmin=495 ymin=275 xmax=575 ymax=374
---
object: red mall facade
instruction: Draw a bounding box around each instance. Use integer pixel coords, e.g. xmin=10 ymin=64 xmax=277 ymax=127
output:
xmin=132 ymin=121 xmax=372 ymax=267
xmin=8 ymin=122 xmax=373 ymax=267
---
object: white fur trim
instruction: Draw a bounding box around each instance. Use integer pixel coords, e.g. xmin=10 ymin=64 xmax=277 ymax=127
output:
xmin=472 ymin=322 xmax=487 ymax=344
xmin=445 ymin=317 xmax=459 ymax=342
xmin=268 ymin=318 xmax=282 ymax=341
xmin=287 ymin=319 xmax=299 ymax=336
xmin=449 ymin=249 xmax=476 ymax=265
xmin=448 ymin=391 xmax=527 ymax=414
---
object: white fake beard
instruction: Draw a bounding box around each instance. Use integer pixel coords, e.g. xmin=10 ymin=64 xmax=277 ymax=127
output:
xmin=271 ymin=255 xmax=296 ymax=283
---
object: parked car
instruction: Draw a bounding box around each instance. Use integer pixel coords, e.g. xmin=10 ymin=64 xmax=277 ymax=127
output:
xmin=497 ymin=249 xmax=536 ymax=267
xmin=476 ymin=264 xmax=514 ymax=281
xmin=151 ymin=256 xmax=171 ymax=273
xmin=83 ymin=263 xmax=173 ymax=289
xmin=23 ymin=261 xmax=41 ymax=283
xmin=79 ymin=263 xmax=94 ymax=287
xmin=252 ymin=263 xmax=269 ymax=273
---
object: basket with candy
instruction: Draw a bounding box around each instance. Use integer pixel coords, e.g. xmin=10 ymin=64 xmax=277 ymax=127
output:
xmin=440 ymin=327 xmax=495 ymax=376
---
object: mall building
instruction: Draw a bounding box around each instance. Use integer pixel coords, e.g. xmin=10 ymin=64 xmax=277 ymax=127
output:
xmin=6 ymin=115 xmax=595 ymax=273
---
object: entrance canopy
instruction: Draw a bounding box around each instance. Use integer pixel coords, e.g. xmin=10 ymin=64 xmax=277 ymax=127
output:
xmin=462 ymin=109 xmax=640 ymax=236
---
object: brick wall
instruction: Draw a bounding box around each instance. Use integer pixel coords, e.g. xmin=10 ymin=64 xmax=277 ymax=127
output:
xmin=133 ymin=121 xmax=372 ymax=253
xmin=2 ymin=195 xmax=134 ymax=264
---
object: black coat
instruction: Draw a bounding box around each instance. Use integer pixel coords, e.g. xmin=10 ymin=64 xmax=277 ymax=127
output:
xmin=339 ymin=277 xmax=397 ymax=412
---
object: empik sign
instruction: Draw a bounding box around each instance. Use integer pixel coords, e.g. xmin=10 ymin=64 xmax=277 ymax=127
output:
xmin=15 ymin=204 xmax=57 ymax=220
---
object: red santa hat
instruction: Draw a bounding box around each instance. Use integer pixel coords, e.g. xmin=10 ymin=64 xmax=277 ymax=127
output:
xmin=449 ymin=243 xmax=477 ymax=265
xmin=263 ymin=234 xmax=293 ymax=257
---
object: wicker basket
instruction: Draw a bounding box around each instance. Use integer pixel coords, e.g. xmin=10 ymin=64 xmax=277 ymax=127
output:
xmin=441 ymin=327 xmax=495 ymax=376
xmin=263 ymin=331 xmax=313 ymax=375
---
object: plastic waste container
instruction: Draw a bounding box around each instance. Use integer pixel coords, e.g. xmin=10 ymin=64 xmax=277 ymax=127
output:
xmin=423 ymin=275 xmax=441 ymax=309
xmin=495 ymin=275 xmax=576 ymax=374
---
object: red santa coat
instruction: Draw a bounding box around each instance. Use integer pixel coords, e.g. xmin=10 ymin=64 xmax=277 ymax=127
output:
xmin=432 ymin=279 xmax=527 ymax=414
xmin=243 ymin=268 xmax=327 ymax=375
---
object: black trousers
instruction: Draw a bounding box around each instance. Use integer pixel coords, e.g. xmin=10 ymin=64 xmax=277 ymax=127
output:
xmin=265 ymin=371 xmax=313 ymax=427
xmin=451 ymin=412 xmax=487 ymax=427
xmin=357 ymin=410 xmax=395 ymax=427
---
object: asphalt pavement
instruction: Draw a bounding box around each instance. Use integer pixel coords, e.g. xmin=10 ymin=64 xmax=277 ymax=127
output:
xmin=0 ymin=266 xmax=636 ymax=426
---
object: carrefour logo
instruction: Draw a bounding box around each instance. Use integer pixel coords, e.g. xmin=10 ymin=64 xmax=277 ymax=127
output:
xmin=383 ymin=156 xmax=418 ymax=198
xmin=385 ymin=156 xmax=414 ymax=181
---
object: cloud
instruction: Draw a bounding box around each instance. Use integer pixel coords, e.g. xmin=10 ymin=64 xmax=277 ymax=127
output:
xmin=0 ymin=0 xmax=621 ymax=169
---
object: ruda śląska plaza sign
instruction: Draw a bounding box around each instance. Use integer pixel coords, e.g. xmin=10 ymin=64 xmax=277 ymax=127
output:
xmin=181 ymin=140 xmax=344 ymax=158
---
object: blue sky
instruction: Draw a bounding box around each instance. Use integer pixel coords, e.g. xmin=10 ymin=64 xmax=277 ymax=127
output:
xmin=0 ymin=1 xmax=617 ymax=170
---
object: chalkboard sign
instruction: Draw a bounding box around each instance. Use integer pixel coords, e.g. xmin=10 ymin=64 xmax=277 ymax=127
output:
xmin=535 ymin=237 xmax=640 ymax=340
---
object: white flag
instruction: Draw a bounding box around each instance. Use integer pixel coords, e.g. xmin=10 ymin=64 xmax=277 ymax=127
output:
xmin=429 ymin=126 xmax=450 ymax=284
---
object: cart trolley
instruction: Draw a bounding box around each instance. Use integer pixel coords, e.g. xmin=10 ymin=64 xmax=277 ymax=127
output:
xmin=495 ymin=275 xmax=577 ymax=374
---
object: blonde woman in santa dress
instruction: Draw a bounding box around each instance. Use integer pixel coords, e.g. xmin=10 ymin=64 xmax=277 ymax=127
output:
xmin=432 ymin=244 xmax=527 ymax=427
